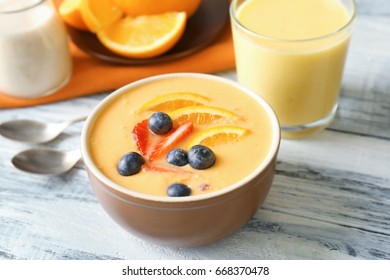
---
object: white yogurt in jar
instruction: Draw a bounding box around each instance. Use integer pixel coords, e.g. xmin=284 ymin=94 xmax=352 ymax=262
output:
xmin=0 ymin=0 xmax=72 ymax=98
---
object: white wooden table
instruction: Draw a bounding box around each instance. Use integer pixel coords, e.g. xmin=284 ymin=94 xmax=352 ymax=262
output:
xmin=1 ymin=0 xmax=389 ymax=260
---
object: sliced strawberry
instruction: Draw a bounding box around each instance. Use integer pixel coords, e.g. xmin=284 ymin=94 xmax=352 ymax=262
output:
xmin=149 ymin=121 xmax=193 ymax=162
xmin=132 ymin=119 xmax=149 ymax=155
xmin=143 ymin=163 xmax=193 ymax=175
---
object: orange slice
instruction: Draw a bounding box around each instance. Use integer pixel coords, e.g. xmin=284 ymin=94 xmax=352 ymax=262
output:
xmin=80 ymin=0 xmax=123 ymax=32
xmin=59 ymin=0 xmax=88 ymax=31
xmin=137 ymin=92 xmax=210 ymax=112
xmin=185 ymin=126 xmax=249 ymax=149
xmin=169 ymin=105 xmax=239 ymax=125
xmin=97 ymin=12 xmax=187 ymax=59
xmin=112 ymin=0 xmax=201 ymax=17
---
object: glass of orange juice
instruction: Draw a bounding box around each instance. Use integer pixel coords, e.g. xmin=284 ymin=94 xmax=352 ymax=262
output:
xmin=230 ymin=0 xmax=356 ymax=138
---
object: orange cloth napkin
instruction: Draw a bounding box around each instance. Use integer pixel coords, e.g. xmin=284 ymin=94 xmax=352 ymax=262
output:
xmin=0 ymin=15 xmax=235 ymax=109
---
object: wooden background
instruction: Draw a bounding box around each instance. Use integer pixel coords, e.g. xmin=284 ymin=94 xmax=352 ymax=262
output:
xmin=1 ymin=0 xmax=389 ymax=259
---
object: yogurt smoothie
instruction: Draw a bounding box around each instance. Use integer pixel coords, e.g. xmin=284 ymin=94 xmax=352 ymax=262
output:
xmin=88 ymin=75 xmax=278 ymax=197
xmin=0 ymin=0 xmax=72 ymax=98
xmin=231 ymin=0 xmax=356 ymax=137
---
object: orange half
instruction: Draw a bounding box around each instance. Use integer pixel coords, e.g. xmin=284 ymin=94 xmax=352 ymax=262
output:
xmin=97 ymin=12 xmax=187 ymax=59
xmin=80 ymin=0 xmax=123 ymax=32
xmin=59 ymin=0 xmax=88 ymax=31
xmin=112 ymin=0 xmax=201 ymax=17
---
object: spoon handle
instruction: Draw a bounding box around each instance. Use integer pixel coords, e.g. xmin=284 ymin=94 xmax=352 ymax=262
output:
xmin=66 ymin=115 xmax=88 ymax=126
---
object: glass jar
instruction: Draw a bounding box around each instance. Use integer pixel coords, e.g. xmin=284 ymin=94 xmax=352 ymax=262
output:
xmin=0 ymin=0 xmax=72 ymax=98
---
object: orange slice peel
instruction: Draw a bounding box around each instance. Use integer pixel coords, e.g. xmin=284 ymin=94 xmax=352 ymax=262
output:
xmin=137 ymin=92 xmax=210 ymax=112
xmin=185 ymin=125 xmax=249 ymax=149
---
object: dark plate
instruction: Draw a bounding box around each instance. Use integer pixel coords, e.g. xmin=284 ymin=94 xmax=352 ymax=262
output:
xmin=66 ymin=0 xmax=230 ymax=65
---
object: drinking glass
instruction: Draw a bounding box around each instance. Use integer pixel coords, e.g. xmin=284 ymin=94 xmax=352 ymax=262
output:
xmin=230 ymin=0 xmax=356 ymax=138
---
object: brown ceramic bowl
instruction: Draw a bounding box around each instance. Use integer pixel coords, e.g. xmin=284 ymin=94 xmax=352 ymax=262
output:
xmin=81 ymin=73 xmax=280 ymax=247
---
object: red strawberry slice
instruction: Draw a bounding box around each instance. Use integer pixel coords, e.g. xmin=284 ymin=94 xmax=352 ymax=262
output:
xmin=149 ymin=121 xmax=193 ymax=162
xmin=143 ymin=163 xmax=193 ymax=174
xmin=132 ymin=119 xmax=149 ymax=155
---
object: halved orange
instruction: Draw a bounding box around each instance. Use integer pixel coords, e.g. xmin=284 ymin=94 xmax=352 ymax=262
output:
xmin=97 ymin=12 xmax=187 ymax=59
xmin=169 ymin=105 xmax=239 ymax=125
xmin=137 ymin=92 xmax=210 ymax=112
xmin=59 ymin=0 xmax=88 ymax=31
xmin=112 ymin=0 xmax=201 ymax=17
xmin=185 ymin=126 xmax=249 ymax=149
xmin=80 ymin=0 xmax=123 ymax=32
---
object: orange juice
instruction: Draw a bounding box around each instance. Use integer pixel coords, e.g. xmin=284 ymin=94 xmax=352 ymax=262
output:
xmin=87 ymin=74 xmax=279 ymax=197
xmin=230 ymin=0 xmax=356 ymax=138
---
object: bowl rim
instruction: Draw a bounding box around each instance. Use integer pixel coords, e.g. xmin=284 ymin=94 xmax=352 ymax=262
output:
xmin=80 ymin=73 xmax=280 ymax=203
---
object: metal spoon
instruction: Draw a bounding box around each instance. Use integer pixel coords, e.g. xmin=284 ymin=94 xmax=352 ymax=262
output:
xmin=11 ymin=148 xmax=81 ymax=176
xmin=0 ymin=115 xmax=87 ymax=144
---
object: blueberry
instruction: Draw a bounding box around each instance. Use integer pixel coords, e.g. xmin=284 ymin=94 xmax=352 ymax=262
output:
xmin=166 ymin=148 xmax=188 ymax=166
xmin=148 ymin=112 xmax=173 ymax=135
xmin=117 ymin=152 xmax=145 ymax=176
xmin=167 ymin=183 xmax=191 ymax=197
xmin=188 ymin=145 xmax=216 ymax=170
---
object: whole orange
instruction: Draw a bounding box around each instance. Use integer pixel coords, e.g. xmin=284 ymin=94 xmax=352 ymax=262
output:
xmin=112 ymin=0 xmax=202 ymax=17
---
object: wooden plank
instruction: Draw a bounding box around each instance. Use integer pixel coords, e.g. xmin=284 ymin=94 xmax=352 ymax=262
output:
xmin=1 ymin=0 xmax=390 ymax=260
xmin=332 ymin=15 xmax=390 ymax=138
xmin=1 ymin=129 xmax=389 ymax=259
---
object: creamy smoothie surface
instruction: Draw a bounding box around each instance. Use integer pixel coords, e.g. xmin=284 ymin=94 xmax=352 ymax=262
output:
xmin=88 ymin=76 xmax=275 ymax=197
xmin=237 ymin=0 xmax=350 ymax=40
